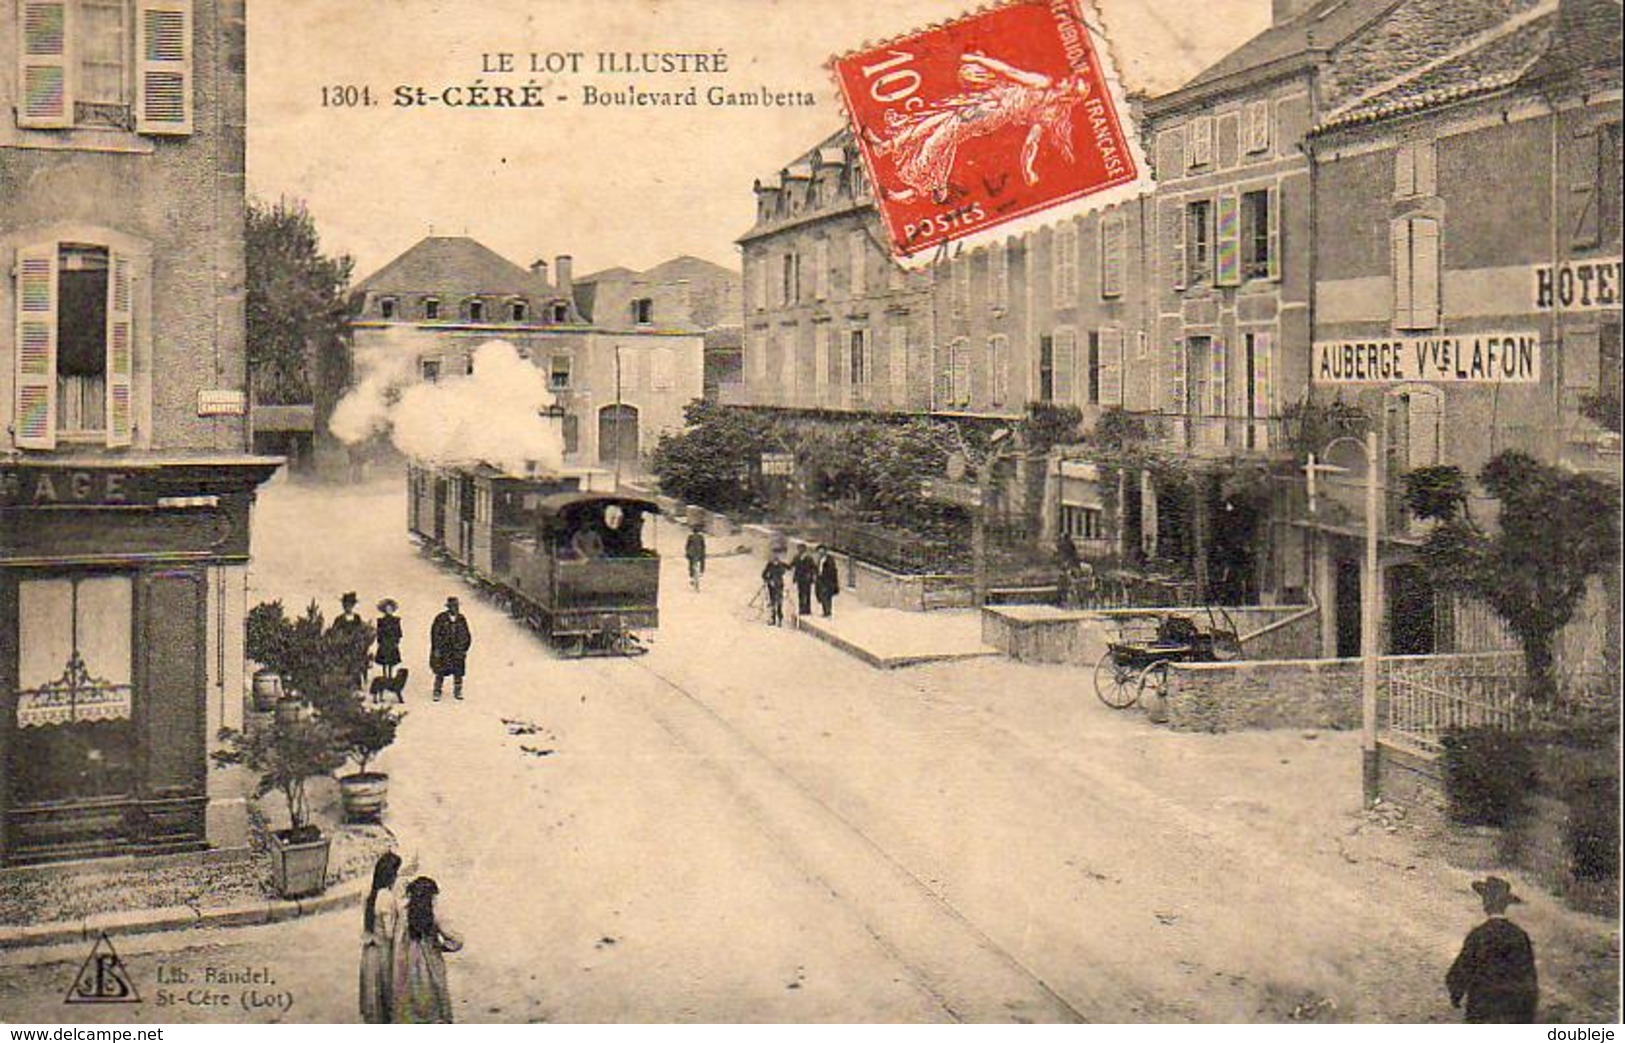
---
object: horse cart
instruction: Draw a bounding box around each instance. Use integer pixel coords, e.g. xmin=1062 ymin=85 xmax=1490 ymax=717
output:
xmin=1092 ymin=606 xmax=1243 ymax=709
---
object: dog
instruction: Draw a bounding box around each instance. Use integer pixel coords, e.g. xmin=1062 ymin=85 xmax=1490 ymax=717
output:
xmin=368 ymin=668 xmax=409 ymax=704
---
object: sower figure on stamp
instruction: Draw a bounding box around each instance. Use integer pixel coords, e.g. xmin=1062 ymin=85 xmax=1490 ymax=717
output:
xmin=1446 ymin=876 xmax=1538 ymax=1023
xmin=429 ymin=596 xmax=472 ymax=702
xmin=761 ymin=552 xmax=789 ymax=627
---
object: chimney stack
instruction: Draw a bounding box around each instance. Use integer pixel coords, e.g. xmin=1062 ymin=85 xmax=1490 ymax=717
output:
xmin=530 ymin=258 xmax=549 ymax=284
xmin=555 ymin=254 xmax=573 ymax=293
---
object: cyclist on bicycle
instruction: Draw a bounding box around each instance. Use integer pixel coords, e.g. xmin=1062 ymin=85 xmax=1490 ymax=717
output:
xmin=684 ymin=525 xmax=707 ymax=590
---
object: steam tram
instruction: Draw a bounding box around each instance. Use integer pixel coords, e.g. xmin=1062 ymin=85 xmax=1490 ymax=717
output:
xmin=408 ymin=462 xmax=661 ymax=654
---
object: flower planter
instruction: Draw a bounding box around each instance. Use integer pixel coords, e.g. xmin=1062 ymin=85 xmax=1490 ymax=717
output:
xmin=268 ymin=829 xmax=331 ymax=899
xmin=251 ymin=669 xmax=285 ymax=713
xmin=340 ymin=772 xmax=390 ymax=824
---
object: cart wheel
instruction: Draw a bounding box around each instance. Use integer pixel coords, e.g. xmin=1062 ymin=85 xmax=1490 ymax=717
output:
xmin=1210 ymin=631 xmax=1243 ymax=662
xmin=1093 ymin=649 xmax=1140 ymax=709
xmin=1138 ymin=660 xmax=1172 ymax=707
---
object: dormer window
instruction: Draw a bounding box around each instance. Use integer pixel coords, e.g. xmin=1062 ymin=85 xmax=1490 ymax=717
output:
xmin=466 ymin=298 xmax=485 ymax=323
xmin=379 ymin=296 xmax=397 ymax=320
xmin=551 ymin=302 xmax=569 ymax=323
xmin=510 ymin=300 xmax=527 ymax=322
xmin=423 ymin=298 xmax=440 ymax=321
xmin=631 ymin=298 xmax=654 ymax=325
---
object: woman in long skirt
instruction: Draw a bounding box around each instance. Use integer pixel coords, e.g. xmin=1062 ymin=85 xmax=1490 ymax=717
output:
xmin=358 ymin=852 xmax=402 ymax=1023
xmin=394 ymin=876 xmax=463 ymax=1023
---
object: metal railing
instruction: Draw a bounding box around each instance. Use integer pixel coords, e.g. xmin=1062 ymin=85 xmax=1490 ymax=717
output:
xmin=1382 ymin=655 xmax=1529 ymax=753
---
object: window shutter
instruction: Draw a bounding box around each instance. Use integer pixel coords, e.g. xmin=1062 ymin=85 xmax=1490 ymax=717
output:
xmin=1266 ymin=186 xmax=1282 ymax=281
xmin=989 ymin=242 xmax=1008 ymax=309
xmin=1251 ymin=331 xmax=1273 ymax=450
xmin=1185 ymin=117 xmax=1212 ymax=169
xmin=1210 ymin=340 xmax=1227 ymax=418
xmin=1391 ymin=219 xmax=1414 ymax=329
xmin=850 ymin=233 xmax=867 ymax=297
xmin=1053 ymin=328 xmax=1076 ymax=403
xmin=1101 ymin=214 xmax=1124 ymax=297
xmin=949 ymin=338 xmax=969 ymax=405
xmin=1407 ymin=389 xmax=1441 ymax=468
xmin=1100 ymin=328 xmax=1124 ymax=406
xmin=1570 ymin=128 xmax=1601 ymax=248
xmin=779 ymin=332 xmax=795 ymax=392
xmin=889 ymin=326 xmax=908 ymax=402
xmin=814 ymin=326 xmax=830 ymax=395
xmin=861 ymin=330 xmax=874 ymax=389
xmin=137 ymin=0 xmax=193 ymax=135
xmin=1169 ymin=203 xmax=1187 ymax=291
xmin=1247 ymin=100 xmax=1270 ymax=153
xmin=1171 ymin=339 xmax=1188 ymax=434
xmin=1394 ymin=145 xmax=1415 ymax=199
xmin=1411 ymin=217 xmax=1440 ymax=329
xmin=988 ymin=335 xmax=1008 ymax=405
xmin=814 ymin=239 xmax=829 ymax=300
xmin=14 ymin=244 xmax=59 ymax=449
xmin=105 ymin=250 xmax=135 ymax=446
xmin=18 ymin=1 xmax=73 ymax=129
xmin=1216 ymin=191 xmax=1241 ymax=286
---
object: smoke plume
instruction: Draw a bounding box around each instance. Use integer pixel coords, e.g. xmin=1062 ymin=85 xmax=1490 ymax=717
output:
xmin=330 ymin=337 xmax=565 ymax=475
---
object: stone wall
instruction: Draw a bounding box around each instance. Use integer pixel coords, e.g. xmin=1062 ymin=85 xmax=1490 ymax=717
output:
xmin=1163 ymin=657 xmax=1364 ymax=732
xmin=982 ymin=606 xmax=1101 ymax=665
xmin=1237 ymin=604 xmax=1322 ymax=660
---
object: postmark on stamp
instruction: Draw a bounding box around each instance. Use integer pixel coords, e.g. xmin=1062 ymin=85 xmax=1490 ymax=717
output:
xmin=832 ymin=0 xmax=1149 ymax=264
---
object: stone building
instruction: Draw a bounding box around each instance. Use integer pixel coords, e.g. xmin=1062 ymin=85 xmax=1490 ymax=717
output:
xmin=1305 ymin=0 xmax=1622 ymax=657
xmin=573 ymin=255 xmax=742 ymax=398
xmin=343 ymin=236 xmax=703 ymax=472
xmin=0 ymin=0 xmax=278 ymax=863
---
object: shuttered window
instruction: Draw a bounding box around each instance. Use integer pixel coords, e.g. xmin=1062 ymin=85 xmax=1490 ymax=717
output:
xmin=1395 ymin=141 xmax=1437 ymax=199
xmin=953 ymin=257 xmax=971 ymax=320
xmin=1240 ymin=188 xmax=1276 ymax=281
xmin=106 ymin=250 xmax=134 ymax=445
xmin=814 ymin=238 xmax=830 ymax=300
xmin=1392 ymin=217 xmax=1441 ymax=330
xmin=1168 ymin=201 xmax=1187 ymax=290
xmin=948 ymin=338 xmax=970 ymax=406
xmin=778 ymin=332 xmax=795 ymax=393
xmin=1100 ymin=212 xmax=1125 ymax=298
xmin=849 ymin=232 xmax=868 ymax=297
xmin=849 ymin=328 xmax=870 ymax=386
xmin=988 ymin=334 xmax=1009 ymax=406
xmin=1053 ymin=223 xmax=1078 ymax=302
xmin=1099 ymin=328 xmax=1124 ymax=407
xmin=1246 ymin=330 xmax=1273 ymax=450
xmin=814 ymin=326 xmax=831 ymax=396
xmin=888 ymin=326 xmax=908 ymax=402
xmin=1569 ymin=127 xmax=1601 ymax=249
xmin=19 ymin=1 xmax=73 ymax=128
xmin=1244 ymin=100 xmax=1270 ymax=154
xmin=988 ymin=241 xmax=1009 ymax=310
xmin=14 ymin=246 xmax=59 ymax=447
xmin=1053 ymin=327 xmax=1077 ymax=404
xmin=18 ymin=0 xmax=193 ymax=134
xmin=1215 ymin=191 xmax=1241 ymax=286
xmin=1184 ymin=116 xmax=1213 ymax=169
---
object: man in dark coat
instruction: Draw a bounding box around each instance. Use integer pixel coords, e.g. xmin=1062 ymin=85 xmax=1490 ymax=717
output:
xmin=429 ymin=596 xmax=473 ymax=701
xmin=328 ymin=592 xmax=372 ymax=689
xmin=791 ymin=547 xmax=817 ymax=618
xmin=1447 ymin=876 xmax=1538 ymax=1023
xmin=685 ymin=526 xmax=707 ymax=590
xmin=814 ymin=546 xmax=840 ymax=618
xmin=761 ymin=552 xmax=788 ymax=626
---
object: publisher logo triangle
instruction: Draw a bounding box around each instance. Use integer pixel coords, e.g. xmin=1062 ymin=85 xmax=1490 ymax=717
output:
xmin=65 ymin=932 xmax=140 ymax=1004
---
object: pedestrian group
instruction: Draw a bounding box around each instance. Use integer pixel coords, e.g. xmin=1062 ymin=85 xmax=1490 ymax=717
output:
xmin=319 ymin=591 xmax=476 ymax=704
xmin=361 ymin=853 xmax=464 ymax=1024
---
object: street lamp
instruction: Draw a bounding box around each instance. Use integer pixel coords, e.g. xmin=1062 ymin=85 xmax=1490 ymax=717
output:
xmin=1306 ymin=429 xmax=1384 ymax=805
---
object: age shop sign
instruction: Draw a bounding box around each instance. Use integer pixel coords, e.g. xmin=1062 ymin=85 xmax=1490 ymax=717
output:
xmin=832 ymin=0 xmax=1148 ymax=263
xmin=1313 ymin=332 xmax=1541 ymax=384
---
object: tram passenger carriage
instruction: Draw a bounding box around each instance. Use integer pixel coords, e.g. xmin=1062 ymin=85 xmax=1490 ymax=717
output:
xmin=408 ymin=462 xmax=660 ymax=655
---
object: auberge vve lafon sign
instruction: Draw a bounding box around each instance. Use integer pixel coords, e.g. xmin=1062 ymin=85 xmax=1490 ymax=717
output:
xmin=1312 ymin=332 xmax=1540 ymax=385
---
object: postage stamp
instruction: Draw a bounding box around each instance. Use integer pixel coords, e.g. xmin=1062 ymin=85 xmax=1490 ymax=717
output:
xmin=832 ymin=0 xmax=1150 ymax=264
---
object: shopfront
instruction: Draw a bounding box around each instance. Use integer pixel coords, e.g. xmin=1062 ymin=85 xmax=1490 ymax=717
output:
xmin=0 ymin=458 xmax=276 ymax=866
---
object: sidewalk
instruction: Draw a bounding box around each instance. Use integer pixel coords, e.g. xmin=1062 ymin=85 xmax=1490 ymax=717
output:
xmin=793 ymin=600 xmax=1001 ymax=669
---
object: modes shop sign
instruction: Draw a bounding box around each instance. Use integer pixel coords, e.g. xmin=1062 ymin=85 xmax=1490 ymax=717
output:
xmin=1313 ymin=332 xmax=1540 ymax=384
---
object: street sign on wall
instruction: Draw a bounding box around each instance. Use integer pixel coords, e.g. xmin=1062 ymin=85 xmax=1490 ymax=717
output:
xmin=760 ymin=452 xmax=794 ymax=476
xmin=1312 ymin=332 xmax=1540 ymax=384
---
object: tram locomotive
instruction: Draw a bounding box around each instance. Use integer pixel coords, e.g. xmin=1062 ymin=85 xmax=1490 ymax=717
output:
xmin=408 ymin=462 xmax=660 ymax=654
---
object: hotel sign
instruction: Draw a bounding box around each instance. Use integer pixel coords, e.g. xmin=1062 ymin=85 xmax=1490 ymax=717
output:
xmin=1312 ymin=332 xmax=1540 ymax=385
xmin=1534 ymin=257 xmax=1621 ymax=311
xmin=0 ymin=467 xmax=153 ymax=507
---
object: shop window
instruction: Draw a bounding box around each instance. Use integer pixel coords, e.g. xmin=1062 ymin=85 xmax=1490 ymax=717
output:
xmin=14 ymin=574 xmax=135 ymax=806
xmin=12 ymin=241 xmax=136 ymax=449
xmin=17 ymin=0 xmax=194 ymax=135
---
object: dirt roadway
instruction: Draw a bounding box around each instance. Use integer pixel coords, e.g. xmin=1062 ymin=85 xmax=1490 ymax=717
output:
xmin=1 ymin=475 xmax=1614 ymax=1024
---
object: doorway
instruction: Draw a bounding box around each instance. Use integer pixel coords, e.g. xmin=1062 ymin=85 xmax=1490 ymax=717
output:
xmin=598 ymin=404 xmax=640 ymax=466
xmin=1335 ymin=558 xmax=1361 ymax=658
xmin=1387 ymin=563 xmax=1437 ymax=655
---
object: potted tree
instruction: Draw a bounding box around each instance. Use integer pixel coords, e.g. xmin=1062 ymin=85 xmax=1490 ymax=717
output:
xmin=332 ymin=700 xmax=404 ymax=823
xmin=213 ymin=715 xmax=347 ymax=898
xmin=245 ymin=600 xmax=293 ymax=713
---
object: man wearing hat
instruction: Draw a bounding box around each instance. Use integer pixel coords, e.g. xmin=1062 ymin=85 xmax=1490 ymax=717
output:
xmin=429 ymin=596 xmax=473 ymax=701
xmin=1446 ymin=876 xmax=1538 ymax=1022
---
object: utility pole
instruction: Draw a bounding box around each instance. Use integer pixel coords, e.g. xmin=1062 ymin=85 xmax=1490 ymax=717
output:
xmin=1361 ymin=427 xmax=1382 ymax=806
xmin=612 ymin=343 xmax=623 ymax=491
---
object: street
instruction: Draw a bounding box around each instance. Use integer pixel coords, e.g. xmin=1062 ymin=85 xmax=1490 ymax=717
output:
xmin=1 ymin=474 xmax=1615 ymax=1024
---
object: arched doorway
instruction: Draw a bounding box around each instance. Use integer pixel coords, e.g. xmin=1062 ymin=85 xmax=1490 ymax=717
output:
xmin=598 ymin=404 xmax=640 ymax=466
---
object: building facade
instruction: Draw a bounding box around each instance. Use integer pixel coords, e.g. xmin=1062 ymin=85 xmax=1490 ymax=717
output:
xmin=346 ymin=236 xmax=704 ymax=471
xmin=573 ymin=255 xmax=742 ymax=398
xmin=1306 ymin=0 xmax=1622 ymax=658
xmin=1 ymin=0 xmax=277 ymax=863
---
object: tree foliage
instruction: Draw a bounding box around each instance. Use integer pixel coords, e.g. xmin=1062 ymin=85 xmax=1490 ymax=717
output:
xmin=246 ymin=197 xmax=354 ymax=405
xmin=1405 ymin=451 xmax=1620 ymax=700
xmin=213 ymin=717 xmax=346 ymax=840
xmin=650 ymin=400 xmax=776 ymax=514
xmin=1020 ymin=402 xmax=1083 ymax=455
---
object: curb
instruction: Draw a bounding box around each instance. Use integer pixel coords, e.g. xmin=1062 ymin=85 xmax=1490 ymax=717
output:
xmin=0 ymin=870 xmax=373 ymax=952
xmin=795 ymin=617 xmax=1001 ymax=670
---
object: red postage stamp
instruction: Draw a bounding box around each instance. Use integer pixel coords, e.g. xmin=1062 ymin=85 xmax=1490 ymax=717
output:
xmin=833 ymin=0 xmax=1147 ymax=264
